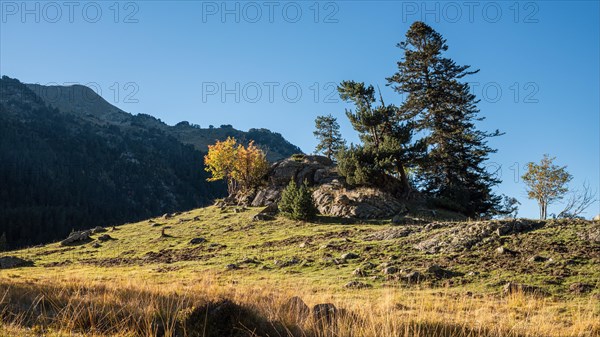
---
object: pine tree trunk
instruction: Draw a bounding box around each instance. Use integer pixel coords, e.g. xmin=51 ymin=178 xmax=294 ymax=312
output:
xmin=397 ymin=162 xmax=411 ymax=196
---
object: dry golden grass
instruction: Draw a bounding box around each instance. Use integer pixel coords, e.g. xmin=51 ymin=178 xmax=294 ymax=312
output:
xmin=0 ymin=275 xmax=598 ymax=337
xmin=2 ymin=207 xmax=599 ymax=336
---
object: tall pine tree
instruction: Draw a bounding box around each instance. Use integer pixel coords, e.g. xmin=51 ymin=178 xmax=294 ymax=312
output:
xmin=313 ymin=114 xmax=345 ymax=160
xmin=337 ymin=81 xmax=424 ymax=194
xmin=387 ymin=21 xmax=502 ymax=217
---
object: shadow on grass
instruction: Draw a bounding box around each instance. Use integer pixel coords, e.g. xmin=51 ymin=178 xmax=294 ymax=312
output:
xmin=0 ymin=280 xmax=584 ymax=337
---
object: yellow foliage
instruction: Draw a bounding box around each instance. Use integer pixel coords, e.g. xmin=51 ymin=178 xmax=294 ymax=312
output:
xmin=204 ymin=137 xmax=268 ymax=195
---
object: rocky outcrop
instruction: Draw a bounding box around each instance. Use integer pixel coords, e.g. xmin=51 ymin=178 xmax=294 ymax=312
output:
xmin=414 ymin=220 xmax=544 ymax=254
xmin=247 ymin=155 xmax=336 ymax=206
xmin=577 ymin=223 xmax=600 ymax=243
xmin=312 ymin=182 xmax=407 ymax=219
xmin=61 ymin=230 xmax=92 ymax=246
xmin=240 ymin=154 xmax=408 ymax=219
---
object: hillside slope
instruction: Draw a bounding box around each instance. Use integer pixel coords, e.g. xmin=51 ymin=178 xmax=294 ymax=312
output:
xmin=1 ymin=206 xmax=599 ymax=336
xmin=0 ymin=77 xmax=224 ymax=248
xmin=4 ymin=205 xmax=599 ymax=295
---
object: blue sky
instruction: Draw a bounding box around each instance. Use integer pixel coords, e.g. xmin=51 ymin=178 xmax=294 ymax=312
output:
xmin=1 ymin=1 xmax=599 ymax=218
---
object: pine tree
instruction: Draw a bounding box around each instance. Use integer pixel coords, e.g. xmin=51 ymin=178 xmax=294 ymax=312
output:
xmin=279 ymin=179 xmax=299 ymax=215
xmin=313 ymin=114 xmax=345 ymax=160
xmin=387 ymin=21 xmax=502 ymax=216
xmin=279 ymin=180 xmax=316 ymax=220
xmin=337 ymin=81 xmax=424 ymax=194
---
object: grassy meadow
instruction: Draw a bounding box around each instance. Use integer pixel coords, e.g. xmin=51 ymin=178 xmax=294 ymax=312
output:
xmin=0 ymin=206 xmax=598 ymax=336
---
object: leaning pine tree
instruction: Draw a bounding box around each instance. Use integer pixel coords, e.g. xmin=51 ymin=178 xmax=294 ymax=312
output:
xmin=387 ymin=21 xmax=502 ymax=217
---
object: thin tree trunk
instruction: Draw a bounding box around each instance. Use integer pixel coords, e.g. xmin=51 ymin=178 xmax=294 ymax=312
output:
xmin=397 ymin=161 xmax=411 ymax=197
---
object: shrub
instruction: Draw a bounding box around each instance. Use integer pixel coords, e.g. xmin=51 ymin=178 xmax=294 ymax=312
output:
xmin=290 ymin=153 xmax=306 ymax=162
xmin=279 ymin=180 xmax=317 ymax=220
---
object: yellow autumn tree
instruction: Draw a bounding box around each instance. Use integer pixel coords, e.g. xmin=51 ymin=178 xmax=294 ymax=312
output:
xmin=204 ymin=137 xmax=268 ymax=195
xmin=204 ymin=137 xmax=238 ymax=194
xmin=233 ymin=141 xmax=269 ymax=193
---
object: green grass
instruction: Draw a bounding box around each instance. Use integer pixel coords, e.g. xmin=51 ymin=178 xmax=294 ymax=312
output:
xmin=1 ymin=206 xmax=599 ymax=337
xmin=3 ymin=206 xmax=598 ymax=298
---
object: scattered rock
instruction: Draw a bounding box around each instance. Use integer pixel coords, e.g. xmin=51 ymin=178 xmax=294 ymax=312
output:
xmin=0 ymin=256 xmax=33 ymax=269
xmin=569 ymin=282 xmax=594 ymax=294
xmin=341 ymin=252 xmax=359 ymax=260
xmin=382 ymin=266 xmax=398 ymax=275
xmin=162 ymin=213 xmax=172 ymax=219
xmin=496 ymin=246 xmax=517 ymax=255
xmin=239 ymin=257 xmax=260 ymax=264
xmin=225 ymin=264 xmax=238 ymax=270
xmin=190 ymin=237 xmax=207 ymax=244
xmin=91 ymin=242 xmax=101 ymax=249
xmin=280 ymin=296 xmax=310 ymax=321
xmin=344 ymin=281 xmax=372 ymax=289
xmin=97 ymin=234 xmax=113 ymax=242
xmin=352 ymin=268 xmax=366 ymax=276
xmin=91 ymin=226 xmax=107 ymax=234
xmin=361 ymin=262 xmax=377 ymax=270
xmin=274 ymin=257 xmax=301 ymax=268
xmin=425 ymin=265 xmax=463 ymax=279
xmin=312 ymin=303 xmax=337 ymax=325
xmin=365 ymin=228 xmax=413 ymax=241
xmin=403 ymin=271 xmax=424 ymax=283
xmin=298 ymin=241 xmax=308 ymax=248
xmin=503 ymin=282 xmax=548 ymax=297
xmin=253 ymin=203 xmax=278 ymax=221
xmin=181 ymin=299 xmax=286 ymax=337
xmin=61 ymin=230 xmax=91 ymax=246
xmin=528 ymin=255 xmax=549 ymax=263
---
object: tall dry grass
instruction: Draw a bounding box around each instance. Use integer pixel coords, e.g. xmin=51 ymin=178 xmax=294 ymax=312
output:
xmin=0 ymin=276 xmax=598 ymax=337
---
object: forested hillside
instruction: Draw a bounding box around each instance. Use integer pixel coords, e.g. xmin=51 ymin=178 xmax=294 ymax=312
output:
xmin=0 ymin=77 xmax=224 ymax=249
xmin=25 ymin=83 xmax=301 ymax=162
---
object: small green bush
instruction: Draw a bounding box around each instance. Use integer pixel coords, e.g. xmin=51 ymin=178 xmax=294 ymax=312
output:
xmin=279 ymin=179 xmax=317 ymax=220
xmin=290 ymin=153 xmax=306 ymax=162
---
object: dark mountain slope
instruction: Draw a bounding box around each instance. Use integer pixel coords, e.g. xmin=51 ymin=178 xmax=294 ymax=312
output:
xmin=0 ymin=76 xmax=225 ymax=249
xmin=25 ymin=83 xmax=301 ymax=161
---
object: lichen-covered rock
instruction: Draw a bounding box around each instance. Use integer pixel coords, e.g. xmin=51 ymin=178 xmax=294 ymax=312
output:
xmin=577 ymin=223 xmax=600 ymax=243
xmin=414 ymin=220 xmax=544 ymax=254
xmin=312 ymin=182 xmax=407 ymax=219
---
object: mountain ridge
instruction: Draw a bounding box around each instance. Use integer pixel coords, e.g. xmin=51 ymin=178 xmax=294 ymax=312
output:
xmin=25 ymin=82 xmax=302 ymax=162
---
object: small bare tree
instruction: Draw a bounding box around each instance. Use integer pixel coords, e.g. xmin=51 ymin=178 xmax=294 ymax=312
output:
xmin=557 ymin=181 xmax=598 ymax=219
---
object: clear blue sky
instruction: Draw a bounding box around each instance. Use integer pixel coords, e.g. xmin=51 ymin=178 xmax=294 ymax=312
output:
xmin=1 ymin=1 xmax=599 ymax=219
